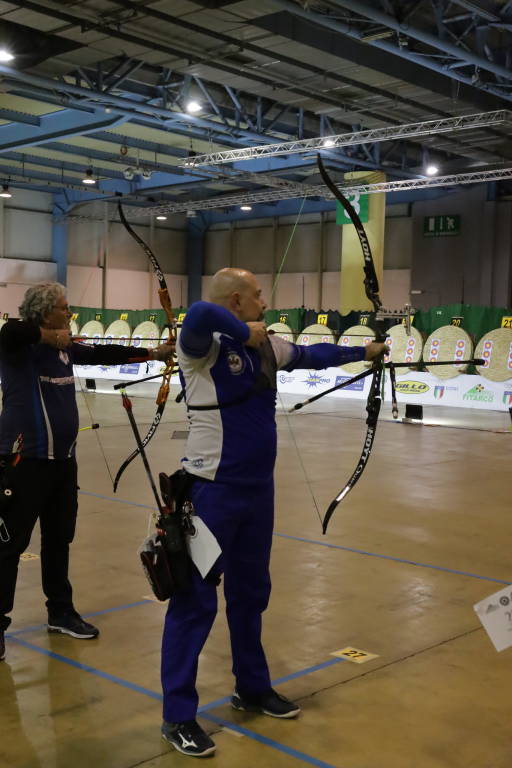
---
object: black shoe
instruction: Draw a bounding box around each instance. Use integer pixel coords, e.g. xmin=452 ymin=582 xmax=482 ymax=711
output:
xmin=47 ymin=613 xmax=99 ymax=639
xmin=0 ymin=630 xmax=5 ymax=661
xmin=231 ymin=688 xmax=300 ymax=718
xmin=161 ymin=719 xmax=216 ymax=757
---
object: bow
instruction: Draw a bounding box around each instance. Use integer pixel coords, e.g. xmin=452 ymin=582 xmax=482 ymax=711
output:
xmin=317 ymin=156 xmax=386 ymax=534
xmin=113 ymin=202 xmax=177 ymax=491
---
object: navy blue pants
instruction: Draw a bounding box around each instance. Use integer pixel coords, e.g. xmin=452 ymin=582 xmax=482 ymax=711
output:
xmin=0 ymin=457 xmax=78 ymax=631
xmin=161 ymin=478 xmax=274 ymax=723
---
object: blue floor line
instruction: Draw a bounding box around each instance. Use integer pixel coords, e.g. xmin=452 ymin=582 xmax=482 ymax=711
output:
xmin=79 ymin=487 xmax=512 ymax=586
xmin=6 ymin=599 xmax=151 ymax=637
xmin=202 ymin=712 xmax=342 ymax=768
xmin=274 ymin=532 xmax=511 ymax=585
xmin=7 ymin=636 xmax=345 ymax=768
xmin=8 ymin=635 xmax=162 ymax=701
xmin=199 ymin=657 xmax=344 ymax=713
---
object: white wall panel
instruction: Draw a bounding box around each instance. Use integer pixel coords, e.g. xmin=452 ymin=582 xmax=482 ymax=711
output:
xmin=0 ymin=258 xmax=57 ymax=316
xmin=67 ymin=264 xmax=103 ymax=307
xmin=5 ymin=209 xmax=53 ymax=260
xmin=382 ymin=268 xmax=411 ymax=309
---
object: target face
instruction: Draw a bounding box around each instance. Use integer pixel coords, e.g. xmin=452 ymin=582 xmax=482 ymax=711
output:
xmin=337 ymin=325 xmax=375 ymax=375
xmin=132 ymin=320 xmax=160 ymax=349
xmin=297 ymin=323 xmax=335 ymax=347
xmin=104 ymin=319 xmax=131 ymax=346
xmin=423 ymin=325 xmax=473 ymax=379
xmin=475 ymin=328 xmax=512 ymax=382
xmin=267 ymin=322 xmax=295 ymax=343
xmin=79 ymin=320 xmax=104 ymax=345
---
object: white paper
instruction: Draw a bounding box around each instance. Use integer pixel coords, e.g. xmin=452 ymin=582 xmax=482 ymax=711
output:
xmin=186 ymin=517 xmax=222 ymax=579
xmin=474 ymin=584 xmax=512 ymax=652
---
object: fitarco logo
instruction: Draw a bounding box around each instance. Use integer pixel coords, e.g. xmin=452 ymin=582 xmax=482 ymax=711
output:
xmin=395 ymin=380 xmax=430 ymax=395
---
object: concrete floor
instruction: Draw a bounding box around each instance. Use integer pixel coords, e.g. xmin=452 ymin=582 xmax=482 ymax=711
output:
xmin=1 ymin=385 xmax=511 ymax=768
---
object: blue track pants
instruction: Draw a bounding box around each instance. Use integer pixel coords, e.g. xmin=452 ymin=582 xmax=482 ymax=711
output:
xmin=161 ymin=478 xmax=274 ymax=722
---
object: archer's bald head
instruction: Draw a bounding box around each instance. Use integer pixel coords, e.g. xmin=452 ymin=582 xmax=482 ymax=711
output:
xmin=208 ymin=268 xmax=266 ymax=322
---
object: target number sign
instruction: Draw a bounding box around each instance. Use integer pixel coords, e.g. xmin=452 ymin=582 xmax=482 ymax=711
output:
xmin=501 ymin=316 xmax=512 ymax=329
xmin=332 ymin=646 xmax=379 ymax=664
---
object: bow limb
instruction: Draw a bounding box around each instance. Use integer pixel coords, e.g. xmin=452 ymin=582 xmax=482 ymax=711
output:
xmin=113 ymin=202 xmax=176 ymax=490
xmin=316 ymin=155 xmax=385 ymax=533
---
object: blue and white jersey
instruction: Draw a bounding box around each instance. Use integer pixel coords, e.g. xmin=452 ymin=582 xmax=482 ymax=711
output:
xmin=0 ymin=320 xmax=150 ymax=460
xmin=178 ymin=302 xmax=365 ymax=486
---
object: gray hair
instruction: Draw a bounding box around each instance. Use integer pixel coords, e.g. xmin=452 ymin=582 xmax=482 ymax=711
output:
xmin=19 ymin=282 xmax=67 ymax=324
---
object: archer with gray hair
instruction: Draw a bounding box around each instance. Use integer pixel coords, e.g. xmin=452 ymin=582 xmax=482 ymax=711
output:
xmin=19 ymin=282 xmax=66 ymax=325
xmin=0 ymin=282 xmax=175 ymax=660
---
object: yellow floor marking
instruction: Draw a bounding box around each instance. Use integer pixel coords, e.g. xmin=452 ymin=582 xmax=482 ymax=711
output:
xmin=331 ymin=646 xmax=379 ymax=664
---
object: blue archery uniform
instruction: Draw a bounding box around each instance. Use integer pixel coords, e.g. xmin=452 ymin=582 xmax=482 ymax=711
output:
xmin=178 ymin=301 xmax=365 ymax=486
xmin=0 ymin=319 xmax=150 ymax=459
xmin=0 ymin=319 xmax=154 ymax=634
xmin=161 ymin=301 xmax=365 ymax=723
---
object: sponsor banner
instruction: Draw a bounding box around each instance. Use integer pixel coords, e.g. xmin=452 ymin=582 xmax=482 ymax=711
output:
xmin=334 ymin=375 xmax=365 ymax=392
xmin=70 ymin=364 xmax=511 ymax=412
xmin=276 ymin=368 xmax=512 ymax=412
xmin=73 ymin=361 xmax=179 ymax=383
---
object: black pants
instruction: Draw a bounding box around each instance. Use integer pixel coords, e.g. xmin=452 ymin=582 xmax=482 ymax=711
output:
xmin=0 ymin=457 xmax=78 ymax=631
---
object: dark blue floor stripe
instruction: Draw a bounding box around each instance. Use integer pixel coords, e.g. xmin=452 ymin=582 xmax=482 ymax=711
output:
xmin=274 ymin=532 xmax=511 ymax=585
xmin=202 ymin=712 xmax=342 ymax=768
xmin=8 ymin=636 xmax=162 ymax=701
xmin=79 ymin=488 xmax=511 ymax=585
xmin=7 ymin=636 xmax=346 ymax=768
xmin=199 ymin=657 xmax=344 ymax=713
xmin=7 ymin=599 xmax=151 ymax=637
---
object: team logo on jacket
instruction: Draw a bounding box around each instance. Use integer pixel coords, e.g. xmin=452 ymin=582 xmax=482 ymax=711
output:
xmin=59 ymin=351 xmax=70 ymax=365
xmin=227 ymin=351 xmax=244 ymax=375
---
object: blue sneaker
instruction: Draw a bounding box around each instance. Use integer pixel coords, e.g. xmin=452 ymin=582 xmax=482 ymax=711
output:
xmin=231 ymin=688 xmax=300 ymax=718
xmin=162 ymin=719 xmax=216 ymax=757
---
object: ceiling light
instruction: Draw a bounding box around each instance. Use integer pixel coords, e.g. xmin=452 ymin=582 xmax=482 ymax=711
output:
xmin=322 ymin=138 xmax=336 ymax=148
xmin=82 ymin=169 xmax=96 ymax=185
xmin=123 ymin=166 xmax=135 ymax=180
xmin=0 ymin=49 xmax=14 ymax=63
xmin=156 ymin=215 xmax=167 ymax=221
xmin=186 ymin=100 xmax=201 ymax=114
xmin=240 ymin=205 xmax=252 ymax=211
xmin=0 ymin=184 xmax=12 ymax=198
xmin=425 ymin=164 xmax=439 ymax=176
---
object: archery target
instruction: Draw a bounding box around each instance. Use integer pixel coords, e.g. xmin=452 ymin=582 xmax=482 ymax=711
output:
xmin=70 ymin=319 xmax=79 ymax=337
xmin=104 ymin=319 xmax=131 ymax=346
xmin=384 ymin=324 xmax=423 ymax=369
xmin=337 ymin=324 xmax=375 ymax=374
xmin=423 ymin=325 xmax=473 ymax=379
xmin=475 ymin=327 xmax=512 ymax=382
xmin=131 ymin=320 xmax=160 ymax=349
xmin=79 ymin=320 xmax=104 ymax=345
xmin=267 ymin=322 xmax=295 ymax=343
xmin=297 ymin=323 xmax=335 ymax=346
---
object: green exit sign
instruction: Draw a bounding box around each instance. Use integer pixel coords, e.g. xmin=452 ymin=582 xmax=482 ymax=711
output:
xmin=423 ymin=215 xmax=460 ymax=237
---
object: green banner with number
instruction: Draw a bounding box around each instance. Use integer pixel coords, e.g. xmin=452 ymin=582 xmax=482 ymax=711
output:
xmin=335 ymin=194 xmax=369 ymax=225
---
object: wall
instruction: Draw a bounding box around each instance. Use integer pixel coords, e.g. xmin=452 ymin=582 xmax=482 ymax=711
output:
xmin=0 ymin=188 xmax=509 ymax=321
xmin=411 ymin=188 xmax=512 ymax=309
xmin=0 ymin=189 xmax=55 ymax=316
xmin=66 ymin=203 xmax=188 ymax=309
